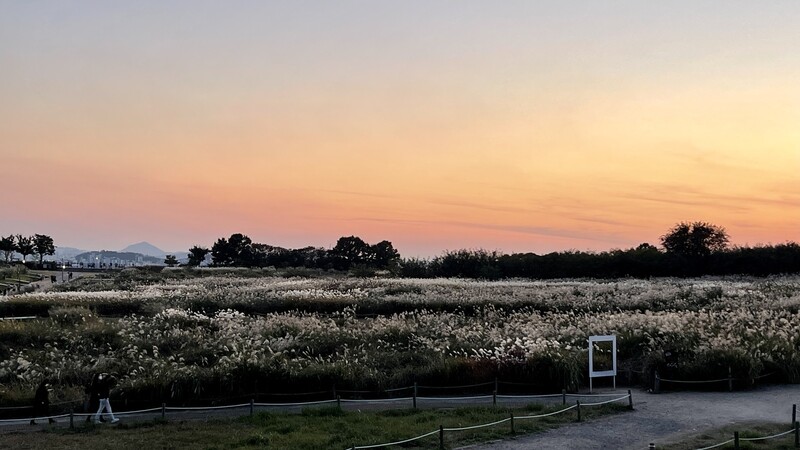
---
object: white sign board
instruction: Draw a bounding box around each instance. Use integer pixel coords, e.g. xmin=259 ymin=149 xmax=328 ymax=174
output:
xmin=588 ymin=335 xmax=617 ymax=392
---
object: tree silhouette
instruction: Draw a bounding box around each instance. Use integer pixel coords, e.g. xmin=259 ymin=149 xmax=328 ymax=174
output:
xmin=0 ymin=235 xmax=14 ymax=263
xmin=331 ymin=236 xmax=370 ymax=270
xmin=371 ymin=240 xmax=400 ymax=269
xmin=15 ymin=235 xmax=35 ymax=263
xmin=33 ymin=234 xmax=56 ymax=265
xmin=660 ymin=222 xmax=729 ymax=258
xmin=210 ymin=234 xmax=266 ymax=267
xmin=187 ymin=246 xmax=210 ymax=266
xmin=164 ymin=254 xmax=179 ymax=267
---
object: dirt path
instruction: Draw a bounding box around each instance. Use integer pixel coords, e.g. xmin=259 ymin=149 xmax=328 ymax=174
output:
xmin=460 ymin=385 xmax=800 ymax=449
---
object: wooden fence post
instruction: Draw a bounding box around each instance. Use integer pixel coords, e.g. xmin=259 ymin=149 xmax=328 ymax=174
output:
xmin=161 ymin=402 xmax=166 ymax=420
xmin=576 ymin=400 xmax=581 ymax=422
xmin=493 ymin=390 xmax=497 ymax=407
xmin=413 ymin=382 xmax=417 ymax=410
xmin=793 ymin=404 xmax=796 ymax=427
xmin=562 ymin=389 xmax=566 ymax=405
xmin=69 ymin=410 xmax=74 ymax=429
xmin=510 ymin=412 xmax=515 ymax=434
xmin=439 ymin=425 xmax=444 ymax=450
xmin=649 ymin=443 xmax=655 ymax=449
xmin=628 ymin=390 xmax=633 ymax=410
xmin=250 ymin=398 xmax=254 ymax=416
xmin=733 ymin=431 xmax=739 ymax=450
xmin=728 ymin=367 xmax=733 ymax=392
xmin=654 ymin=371 xmax=660 ymax=394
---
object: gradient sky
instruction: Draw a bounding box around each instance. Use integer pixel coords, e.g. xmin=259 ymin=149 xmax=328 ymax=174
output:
xmin=1 ymin=1 xmax=798 ymax=256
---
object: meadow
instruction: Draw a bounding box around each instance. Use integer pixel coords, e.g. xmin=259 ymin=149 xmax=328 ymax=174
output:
xmin=2 ymin=269 xmax=799 ymax=408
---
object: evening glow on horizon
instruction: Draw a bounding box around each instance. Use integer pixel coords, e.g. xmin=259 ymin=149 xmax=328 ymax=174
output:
xmin=1 ymin=1 xmax=798 ymax=256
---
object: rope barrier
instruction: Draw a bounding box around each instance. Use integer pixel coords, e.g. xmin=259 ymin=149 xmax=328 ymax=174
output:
xmin=340 ymin=397 xmax=411 ymax=404
xmin=351 ymin=429 xmax=440 ymax=449
xmin=565 ymin=392 xmax=629 ymax=398
xmin=167 ymin=404 xmax=249 ymax=411
xmin=256 ymin=390 xmax=331 ymax=396
xmin=516 ymin=404 xmax=577 ymax=420
xmin=0 ymin=412 xmax=71 ymax=423
xmin=84 ymin=407 xmax=163 ymax=416
xmin=695 ymin=438 xmax=734 ymax=450
xmin=660 ymin=371 xmax=775 ymax=384
xmin=348 ymin=404 xmax=580 ymax=449
xmin=739 ymin=427 xmax=795 ymax=441
xmin=581 ymin=394 xmax=631 ymax=407
xmin=417 ymin=395 xmax=494 ymax=401
xmin=443 ymin=417 xmax=510 ymax=432
xmin=105 ymin=408 xmax=161 ymax=416
xmin=497 ymin=380 xmax=546 ymax=386
xmin=0 ymin=418 xmax=37 ymax=424
xmin=496 ymin=394 xmax=563 ymax=400
xmin=384 ymin=386 xmax=413 ymax=393
xmin=416 ymin=381 xmax=494 ymax=390
xmin=659 ymin=377 xmax=729 ymax=384
xmin=254 ymin=399 xmax=337 ymax=407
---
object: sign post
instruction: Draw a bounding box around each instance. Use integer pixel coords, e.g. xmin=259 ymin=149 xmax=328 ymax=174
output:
xmin=588 ymin=335 xmax=617 ymax=393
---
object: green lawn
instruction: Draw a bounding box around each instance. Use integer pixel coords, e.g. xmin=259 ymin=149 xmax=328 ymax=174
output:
xmin=1 ymin=403 xmax=628 ymax=450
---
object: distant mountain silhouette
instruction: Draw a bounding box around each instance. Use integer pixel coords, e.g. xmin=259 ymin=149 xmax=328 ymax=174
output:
xmin=121 ymin=242 xmax=167 ymax=258
xmin=54 ymin=246 xmax=87 ymax=259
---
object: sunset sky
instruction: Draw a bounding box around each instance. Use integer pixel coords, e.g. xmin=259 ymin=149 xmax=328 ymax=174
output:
xmin=1 ymin=1 xmax=798 ymax=257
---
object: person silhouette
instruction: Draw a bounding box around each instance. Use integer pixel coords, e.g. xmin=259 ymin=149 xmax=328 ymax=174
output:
xmin=93 ymin=373 xmax=119 ymax=424
xmin=85 ymin=373 xmax=106 ymax=423
xmin=30 ymin=380 xmax=55 ymax=425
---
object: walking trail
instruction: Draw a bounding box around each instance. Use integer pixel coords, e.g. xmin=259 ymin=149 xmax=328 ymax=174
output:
xmin=461 ymin=385 xmax=800 ymax=449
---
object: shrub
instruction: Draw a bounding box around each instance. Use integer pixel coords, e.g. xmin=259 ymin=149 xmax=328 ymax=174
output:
xmin=48 ymin=306 xmax=94 ymax=325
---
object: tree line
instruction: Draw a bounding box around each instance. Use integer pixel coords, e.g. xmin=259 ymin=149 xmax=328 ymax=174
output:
xmin=184 ymin=223 xmax=800 ymax=278
xmin=6 ymin=222 xmax=799 ymax=278
xmin=398 ymin=222 xmax=800 ymax=278
xmin=0 ymin=234 xmax=55 ymax=265
xmin=182 ymin=234 xmax=400 ymax=272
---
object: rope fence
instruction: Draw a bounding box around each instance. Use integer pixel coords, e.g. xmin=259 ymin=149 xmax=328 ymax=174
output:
xmin=652 ymin=368 xmax=777 ymax=393
xmin=694 ymin=438 xmax=734 ymax=450
xmin=691 ymin=425 xmax=798 ymax=450
xmin=11 ymin=392 xmax=797 ymax=450
xmin=647 ymin=408 xmax=800 ymax=450
xmin=0 ymin=388 xmax=633 ymax=439
xmin=347 ymin=391 xmax=632 ymax=449
xmin=0 ymin=376 xmax=634 ymax=418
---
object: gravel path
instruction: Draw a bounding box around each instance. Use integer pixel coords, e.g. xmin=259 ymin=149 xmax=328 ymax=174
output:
xmin=460 ymin=385 xmax=800 ymax=449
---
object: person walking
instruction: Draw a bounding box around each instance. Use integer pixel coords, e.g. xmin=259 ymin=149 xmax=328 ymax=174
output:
xmin=85 ymin=373 xmax=105 ymax=423
xmin=93 ymin=373 xmax=119 ymax=424
xmin=30 ymin=380 xmax=55 ymax=425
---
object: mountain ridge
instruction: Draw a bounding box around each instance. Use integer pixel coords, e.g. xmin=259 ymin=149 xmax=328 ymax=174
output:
xmin=120 ymin=241 xmax=167 ymax=258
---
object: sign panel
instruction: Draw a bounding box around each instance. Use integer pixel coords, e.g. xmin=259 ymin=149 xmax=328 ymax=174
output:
xmin=588 ymin=335 xmax=617 ymax=392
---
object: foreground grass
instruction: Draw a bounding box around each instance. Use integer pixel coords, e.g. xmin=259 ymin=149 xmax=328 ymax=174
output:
xmin=0 ymin=403 xmax=628 ymax=450
xmin=663 ymin=422 xmax=798 ymax=449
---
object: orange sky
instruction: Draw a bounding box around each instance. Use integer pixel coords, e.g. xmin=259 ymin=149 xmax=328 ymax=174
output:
xmin=1 ymin=2 xmax=798 ymax=256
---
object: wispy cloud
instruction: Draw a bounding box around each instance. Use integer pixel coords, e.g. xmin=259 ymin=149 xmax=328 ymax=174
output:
xmin=343 ymin=216 xmax=630 ymax=246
